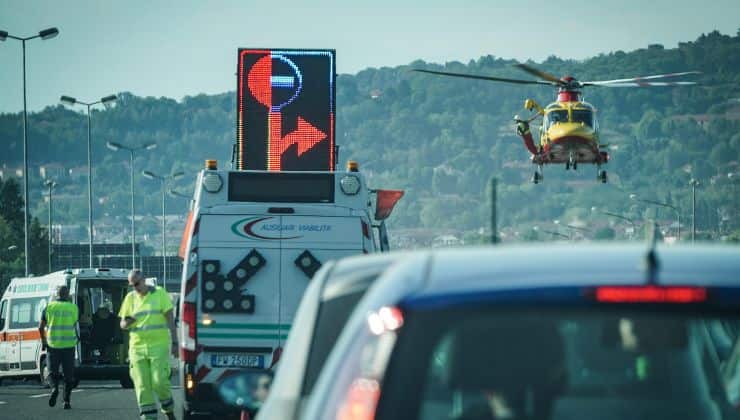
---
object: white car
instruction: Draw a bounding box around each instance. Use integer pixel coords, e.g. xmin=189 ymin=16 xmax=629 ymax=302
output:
xmin=256 ymin=252 xmax=406 ymax=420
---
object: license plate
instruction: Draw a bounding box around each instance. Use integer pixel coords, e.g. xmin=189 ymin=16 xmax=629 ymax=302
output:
xmin=211 ymin=354 xmax=264 ymax=368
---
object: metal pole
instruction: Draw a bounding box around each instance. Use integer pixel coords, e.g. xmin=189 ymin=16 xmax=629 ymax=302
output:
xmin=87 ymin=104 xmax=94 ymax=267
xmin=47 ymin=183 xmax=52 ymax=272
xmin=162 ymin=180 xmax=166 ymax=290
xmin=490 ymin=177 xmax=498 ymax=244
xmin=676 ymin=210 xmax=681 ymax=242
xmin=130 ymin=150 xmax=135 ymax=269
xmin=22 ymin=39 xmax=29 ymax=276
xmin=692 ymin=182 xmax=696 ymax=242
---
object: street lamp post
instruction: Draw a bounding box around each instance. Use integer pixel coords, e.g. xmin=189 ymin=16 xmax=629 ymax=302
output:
xmin=60 ymin=94 xmax=117 ymax=267
xmin=630 ymin=194 xmax=681 ymax=241
xmin=534 ymin=226 xmax=569 ymax=240
xmin=553 ymin=220 xmax=590 ymax=240
xmin=689 ymin=179 xmax=700 ymax=242
xmin=591 ymin=206 xmax=637 ymax=239
xmin=1 ymin=27 xmax=60 ymax=275
xmin=44 ymin=180 xmax=56 ymax=272
xmin=107 ymin=141 xmax=157 ymax=269
xmin=142 ymin=170 xmax=184 ymax=291
xmin=169 ymin=189 xmax=191 ymax=200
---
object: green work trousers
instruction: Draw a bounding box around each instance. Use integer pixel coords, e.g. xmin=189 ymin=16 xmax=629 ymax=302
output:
xmin=129 ymin=343 xmax=173 ymax=419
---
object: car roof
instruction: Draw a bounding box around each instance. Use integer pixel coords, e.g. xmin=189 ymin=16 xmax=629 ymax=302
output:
xmin=321 ymin=252 xmax=408 ymax=301
xmin=410 ymin=244 xmax=739 ymax=299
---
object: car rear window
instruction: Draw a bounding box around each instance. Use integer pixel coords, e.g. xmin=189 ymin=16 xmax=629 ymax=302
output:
xmin=302 ymin=289 xmax=367 ymax=396
xmin=377 ymin=307 xmax=740 ymax=420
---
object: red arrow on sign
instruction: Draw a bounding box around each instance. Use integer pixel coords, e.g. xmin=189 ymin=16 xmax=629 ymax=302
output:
xmin=268 ymin=114 xmax=327 ymax=171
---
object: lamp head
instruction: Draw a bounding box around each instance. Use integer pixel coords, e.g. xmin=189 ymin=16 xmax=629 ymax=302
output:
xmin=101 ymin=94 xmax=117 ymax=109
xmin=106 ymin=141 xmax=122 ymax=151
xmin=39 ymin=27 xmax=59 ymax=40
xmin=60 ymin=95 xmax=77 ymax=106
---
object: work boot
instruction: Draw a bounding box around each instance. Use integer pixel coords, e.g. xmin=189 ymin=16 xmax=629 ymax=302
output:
xmin=48 ymin=388 xmax=59 ymax=407
xmin=63 ymin=401 xmax=71 ymax=410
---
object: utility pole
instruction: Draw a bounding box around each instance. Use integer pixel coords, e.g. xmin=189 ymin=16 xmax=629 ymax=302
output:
xmin=490 ymin=177 xmax=498 ymax=244
xmin=690 ymin=179 xmax=699 ymax=242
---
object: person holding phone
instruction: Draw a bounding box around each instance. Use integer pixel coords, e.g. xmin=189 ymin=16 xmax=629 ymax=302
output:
xmin=119 ymin=269 xmax=178 ymax=420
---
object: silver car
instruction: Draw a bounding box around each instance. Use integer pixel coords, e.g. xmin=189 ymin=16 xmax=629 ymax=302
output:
xmin=256 ymin=252 xmax=406 ymax=420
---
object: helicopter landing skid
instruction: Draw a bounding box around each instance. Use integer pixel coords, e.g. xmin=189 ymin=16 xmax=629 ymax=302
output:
xmin=596 ymin=164 xmax=608 ymax=184
xmin=566 ymin=151 xmax=577 ymax=170
xmin=532 ymin=164 xmax=544 ymax=184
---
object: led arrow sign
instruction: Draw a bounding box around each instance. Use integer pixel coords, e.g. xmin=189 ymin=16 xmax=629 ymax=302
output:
xmin=236 ymin=49 xmax=336 ymax=171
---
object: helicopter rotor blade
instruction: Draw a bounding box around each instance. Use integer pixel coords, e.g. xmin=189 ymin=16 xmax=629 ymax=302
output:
xmin=583 ymin=71 xmax=701 ymax=86
xmin=412 ymin=69 xmax=553 ymax=86
xmin=584 ymin=81 xmax=698 ymax=88
xmin=513 ymin=63 xmax=564 ymax=85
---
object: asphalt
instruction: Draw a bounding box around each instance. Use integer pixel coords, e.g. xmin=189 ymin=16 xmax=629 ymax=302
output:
xmin=0 ymin=379 xmax=189 ymax=420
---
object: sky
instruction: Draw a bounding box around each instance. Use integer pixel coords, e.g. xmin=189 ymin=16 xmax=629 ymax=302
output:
xmin=0 ymin=0 xmax=738 ymax=113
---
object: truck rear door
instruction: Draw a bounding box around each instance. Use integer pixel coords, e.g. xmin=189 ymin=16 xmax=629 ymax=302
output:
xmin=279 ymin=215 xmax=364 ymax=332
xmin=197 ymin=213 xmax=283 ymax=365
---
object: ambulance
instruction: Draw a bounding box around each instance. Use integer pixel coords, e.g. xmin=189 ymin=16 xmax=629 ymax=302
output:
xmin=177 ymin=160 xmax=402 ymax=418
xmin=0 ymin=268 xmax=138 ymax=388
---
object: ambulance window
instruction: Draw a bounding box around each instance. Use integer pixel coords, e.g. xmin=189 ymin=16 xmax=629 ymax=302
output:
xmin=9 ymin=297 xmax=47 ymax=329
xmin=36 ymin=299 xmax=47 ymax=323
xmin=0 ymin=300 xmax=7 ymax=330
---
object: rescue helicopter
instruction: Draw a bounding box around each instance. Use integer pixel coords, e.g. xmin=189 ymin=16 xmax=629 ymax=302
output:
xmin=414 ymin=64 xmax=699 ymax=184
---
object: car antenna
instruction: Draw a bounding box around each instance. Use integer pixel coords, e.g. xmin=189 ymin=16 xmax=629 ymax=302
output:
xmin=644 ymin=220 xmax=661 ymax=285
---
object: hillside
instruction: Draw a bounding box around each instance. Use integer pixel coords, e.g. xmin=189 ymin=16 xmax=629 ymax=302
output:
xmin=0 ymin=29 xmax=738 ymax=244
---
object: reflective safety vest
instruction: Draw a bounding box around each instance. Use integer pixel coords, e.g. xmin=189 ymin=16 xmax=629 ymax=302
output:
xmin=121 ymin=286 xmax=172 ymax=348
xmin=45 ymin=300 xmax=79 ymax=349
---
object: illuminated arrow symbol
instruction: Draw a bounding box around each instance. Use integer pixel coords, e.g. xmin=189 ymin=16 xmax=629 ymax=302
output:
xmin=268 ymin=113 xmax=327 ymax=171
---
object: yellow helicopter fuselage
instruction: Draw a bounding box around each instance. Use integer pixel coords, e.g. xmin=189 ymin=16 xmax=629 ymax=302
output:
xmin=535 ymin=100 xmax=602 ymax=164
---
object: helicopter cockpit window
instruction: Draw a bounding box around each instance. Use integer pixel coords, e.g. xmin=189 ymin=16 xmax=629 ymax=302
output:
xmin=546 ymin=110 xmax=568 ymax=129
xmin=572 ymin=109 xmax=594 ymax=127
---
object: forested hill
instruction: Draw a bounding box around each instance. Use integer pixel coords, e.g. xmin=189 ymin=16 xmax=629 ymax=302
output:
xmin=1 ymin=30 xmax=738 ymax=241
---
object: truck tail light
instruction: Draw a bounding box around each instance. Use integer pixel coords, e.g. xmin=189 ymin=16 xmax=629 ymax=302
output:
xmin=180 ymin=302 xmax=197 ymax=362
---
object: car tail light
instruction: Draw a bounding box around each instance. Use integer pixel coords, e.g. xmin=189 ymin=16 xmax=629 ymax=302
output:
xmin=368 ymin=306 xmax=404 ymax=335
xmin=595 ymin=286 xmax=707 ymax=303
xmin=180 ymin=302 xmax=197 ymax=362
xmin=337 ymin=378 xmax=380 ymax=420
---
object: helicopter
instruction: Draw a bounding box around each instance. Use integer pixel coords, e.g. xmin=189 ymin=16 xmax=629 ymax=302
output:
xmin=414 ymin=64 xmax=699 ymax=184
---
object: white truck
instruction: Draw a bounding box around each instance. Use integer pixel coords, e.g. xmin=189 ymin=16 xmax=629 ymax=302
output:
xmin=176 ymin=161 xmax=402 ymax=418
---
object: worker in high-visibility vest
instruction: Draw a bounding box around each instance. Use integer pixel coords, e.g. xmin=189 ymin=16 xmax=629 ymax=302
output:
xmin=119 ymin=269 xmax=178 ymax=420
xmin=38 ymin=284 xmax=79 ymax=410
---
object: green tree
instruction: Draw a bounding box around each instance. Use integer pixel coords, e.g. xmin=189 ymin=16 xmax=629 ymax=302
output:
xmin=594 ymin=227 xmax=616 ymax=241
